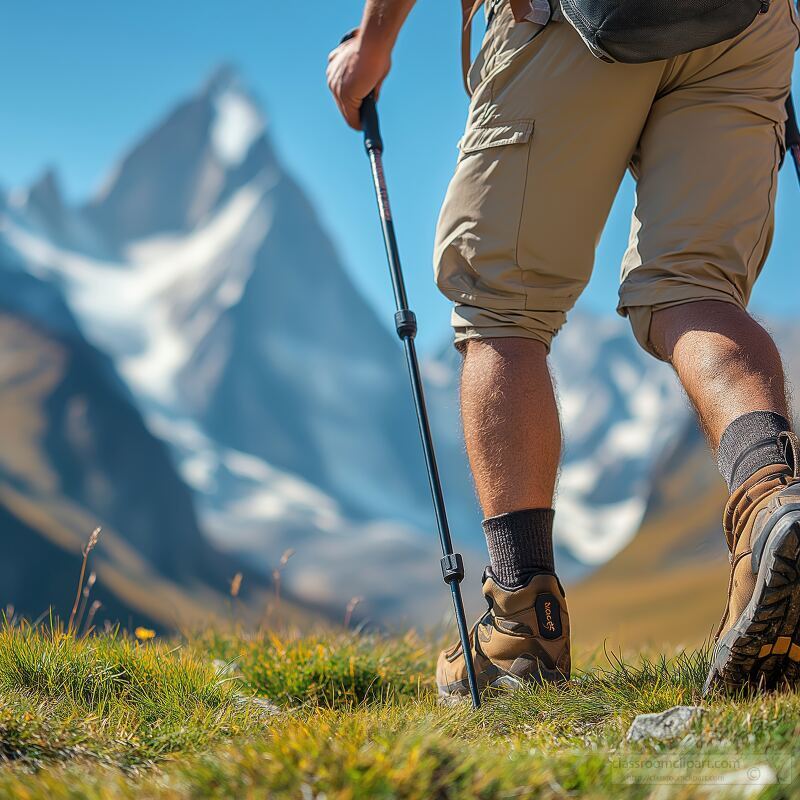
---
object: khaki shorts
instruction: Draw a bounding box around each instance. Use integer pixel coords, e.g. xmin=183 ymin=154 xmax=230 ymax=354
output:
xmin=434 ymin=0 xmax=800 ymax=357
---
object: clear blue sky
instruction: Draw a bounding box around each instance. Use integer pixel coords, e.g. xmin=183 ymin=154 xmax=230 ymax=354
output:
xmin=2 ymin=1 xmax=798 ymax=351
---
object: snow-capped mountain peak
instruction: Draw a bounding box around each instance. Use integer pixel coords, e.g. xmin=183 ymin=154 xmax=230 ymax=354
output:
xmin=83 ymin=66 xmax=274 ymax=245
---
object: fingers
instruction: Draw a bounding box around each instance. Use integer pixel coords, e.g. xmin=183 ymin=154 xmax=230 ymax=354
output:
xmin=327 ymin=35 xmax=389 ymax=131
xmin=326 ymin=65 xmax=358 ymax=130
xmin=326 ymin=53 xmax=365 ymax=130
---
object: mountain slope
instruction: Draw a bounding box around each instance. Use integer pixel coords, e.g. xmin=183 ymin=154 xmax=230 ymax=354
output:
xmin=3 ymin=69 xmax=431 ymax=530
xmin=0 ymin=259 xmax=273 ymax=628
xmin=0 ymin=69 xmax=458 ymax=624
xmin=84 ymin=66 xmax=275 ymax=245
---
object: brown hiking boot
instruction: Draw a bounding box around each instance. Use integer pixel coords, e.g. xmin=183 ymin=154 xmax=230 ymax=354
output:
xmin=436 ymin=569 xmax=571 ymax=701
xmin=704 ymin=432 xmax=800 ymax=694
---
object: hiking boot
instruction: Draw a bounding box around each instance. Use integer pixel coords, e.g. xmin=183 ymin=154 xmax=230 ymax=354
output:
xmin=436 ymin=569 xmax=571 ymax=701
xmin=704 ymin=432 xmax=800 ymax=694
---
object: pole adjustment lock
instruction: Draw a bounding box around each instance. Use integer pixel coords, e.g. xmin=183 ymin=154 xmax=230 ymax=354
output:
xmin=440 ymin=553 xmax=465 ymax=584
xmin=394 ymin=309 xmax=417 ymax=339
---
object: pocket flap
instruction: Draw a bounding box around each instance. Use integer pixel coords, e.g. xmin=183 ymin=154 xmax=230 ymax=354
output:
xmin=459 ymin=120 xmax=534 ymax=155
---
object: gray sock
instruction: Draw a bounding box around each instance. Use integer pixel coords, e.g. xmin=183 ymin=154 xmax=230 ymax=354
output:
xmin=717 ymin=411 xmax=792 ymax=492
xmin=482 ymin=508 xmax=555 ymax=587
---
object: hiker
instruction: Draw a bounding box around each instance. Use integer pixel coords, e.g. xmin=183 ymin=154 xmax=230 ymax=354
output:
xmin=328 ymin=0 xmax=800 ymax=697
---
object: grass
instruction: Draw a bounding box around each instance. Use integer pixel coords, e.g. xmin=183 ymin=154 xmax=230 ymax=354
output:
xmin=0 ymin=624 xmax=799 ymax=798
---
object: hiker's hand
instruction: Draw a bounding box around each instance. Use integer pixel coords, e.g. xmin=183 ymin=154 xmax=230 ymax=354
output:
xmin=327 ymin=33 xmax=391 ymax=130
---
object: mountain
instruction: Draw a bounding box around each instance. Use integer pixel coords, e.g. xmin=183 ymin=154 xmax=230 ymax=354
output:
xmin=5 ymin=67 xmax=430 ymax=529
xmin=569 ymin=321 xmax=800 ymax=651
xmin=0 ymin=67 xmax=460 ymax=625
xmin=84 ymin=66 xmax=276 ymax=245
xmin=0 ymin=256 xmax=270 ymax=629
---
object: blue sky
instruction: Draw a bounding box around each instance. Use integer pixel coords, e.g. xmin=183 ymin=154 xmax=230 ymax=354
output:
xmin=2 ymin=1 xmax=798 ymax=351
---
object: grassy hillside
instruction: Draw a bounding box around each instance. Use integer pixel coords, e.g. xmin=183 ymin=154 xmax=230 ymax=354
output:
xmin=0 ymin=622 xmax=798 ymax=798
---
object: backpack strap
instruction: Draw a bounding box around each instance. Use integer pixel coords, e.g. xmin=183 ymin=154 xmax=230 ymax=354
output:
xmin=787 ymin=96 xmax=800 ymax=148
xmin=461 ymin=0 xmax=484 ymax=96
xmin=460 ymin=1 xmax=552 ymax=96
xmin=786 ymin=94 xmax=800 ymax=182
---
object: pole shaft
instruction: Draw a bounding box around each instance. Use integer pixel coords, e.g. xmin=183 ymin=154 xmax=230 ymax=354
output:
xmin=368 ymin=151 xmax=411 ymax=314
xmin=365 ymin=141 xmax=480 ymax=709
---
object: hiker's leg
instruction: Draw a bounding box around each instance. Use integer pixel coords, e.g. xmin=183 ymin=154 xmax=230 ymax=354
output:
xmin=617 ymin=0 xmax=800 ymax=694
xmin=460 ymin=337 xmax=560 ymax=515
xmin=617 ymin=0 xmax=796 ymax=475
xmin=434 ymin=4 xmax=662 ymax=697
xmin=434 ymin=10 xmax=660 ymax=591
xmin=649 ymin=301 xmax=791 ymax=448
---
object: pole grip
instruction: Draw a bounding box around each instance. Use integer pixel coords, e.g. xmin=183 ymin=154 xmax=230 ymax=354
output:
xmin=337 ymin=31 xmax=383 ymax=154
xmin=360 ymin=93 xmax=384 ymax=154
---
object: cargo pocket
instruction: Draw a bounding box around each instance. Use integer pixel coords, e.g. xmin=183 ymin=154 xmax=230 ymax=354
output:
xmin=434 ymin=120 xmax=535 ymax=309
xmin=458 ymin=119 xmax=534 ymax=160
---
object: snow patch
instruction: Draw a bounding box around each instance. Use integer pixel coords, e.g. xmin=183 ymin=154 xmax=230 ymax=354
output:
xmin=3 ymin=176 xmax=272 ymax=406
xmin=556 ymin=494 xmax=645 ymax=563
xmin=211 ymin=90 xmax=264 ymax=167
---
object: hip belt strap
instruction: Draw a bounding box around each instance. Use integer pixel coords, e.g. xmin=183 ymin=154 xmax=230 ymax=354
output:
xmin=461 ymin=0 xmax=542 ymax=95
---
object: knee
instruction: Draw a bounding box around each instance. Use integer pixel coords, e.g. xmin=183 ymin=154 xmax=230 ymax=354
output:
xmin=644 ymin=300 xmax=781 ymax=380
xmin=626 ymin=299 xmax=755 ymax=364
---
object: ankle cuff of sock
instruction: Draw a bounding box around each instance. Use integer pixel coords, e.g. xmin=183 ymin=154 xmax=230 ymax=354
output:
xmin=482 ymin=508 xmax=555 ymax=587
xmin=718 ymin=411 xmax=792 ymax=492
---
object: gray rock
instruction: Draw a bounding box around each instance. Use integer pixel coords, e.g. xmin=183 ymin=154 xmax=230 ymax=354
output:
xmin=234 ymin=694 xmax=282 ymax=717
xmin=626 ymin=705 xmax=703 ymax=743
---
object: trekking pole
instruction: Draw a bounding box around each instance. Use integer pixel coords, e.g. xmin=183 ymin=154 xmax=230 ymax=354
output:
xmin=338 ymin=33 xmax=480 ymax=709
xmin=786 ymin=94 xmax=800 ymax=186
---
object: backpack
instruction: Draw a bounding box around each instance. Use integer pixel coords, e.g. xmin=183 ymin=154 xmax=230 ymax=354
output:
xmin=461 ymin=0 xmax=773 ymax=67
xmin=560 ymin=0 xmax=769 ymax=63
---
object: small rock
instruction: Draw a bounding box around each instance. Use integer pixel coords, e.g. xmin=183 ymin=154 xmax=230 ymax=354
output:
xmin=235 ymin=694 xmax=282 ymax=717
xmin=626 ymin=705 xmax=703 ymax=743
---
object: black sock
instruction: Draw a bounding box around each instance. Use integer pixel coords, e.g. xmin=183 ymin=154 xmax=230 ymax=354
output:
xmin=482 ymin=508 xmax=555 ymax=587
xmin=717 ymin=411 xmax=792 ymax=492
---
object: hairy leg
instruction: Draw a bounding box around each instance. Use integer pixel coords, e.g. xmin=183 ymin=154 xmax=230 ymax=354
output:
xmin=649 ymin=301 xmax=791 ymax=448
xmin=460 ymin=337 xmax=561 ymax=516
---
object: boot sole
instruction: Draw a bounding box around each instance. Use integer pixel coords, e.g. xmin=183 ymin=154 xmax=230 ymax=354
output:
xmin=704 ymin=507 xmax=800 ymax=695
